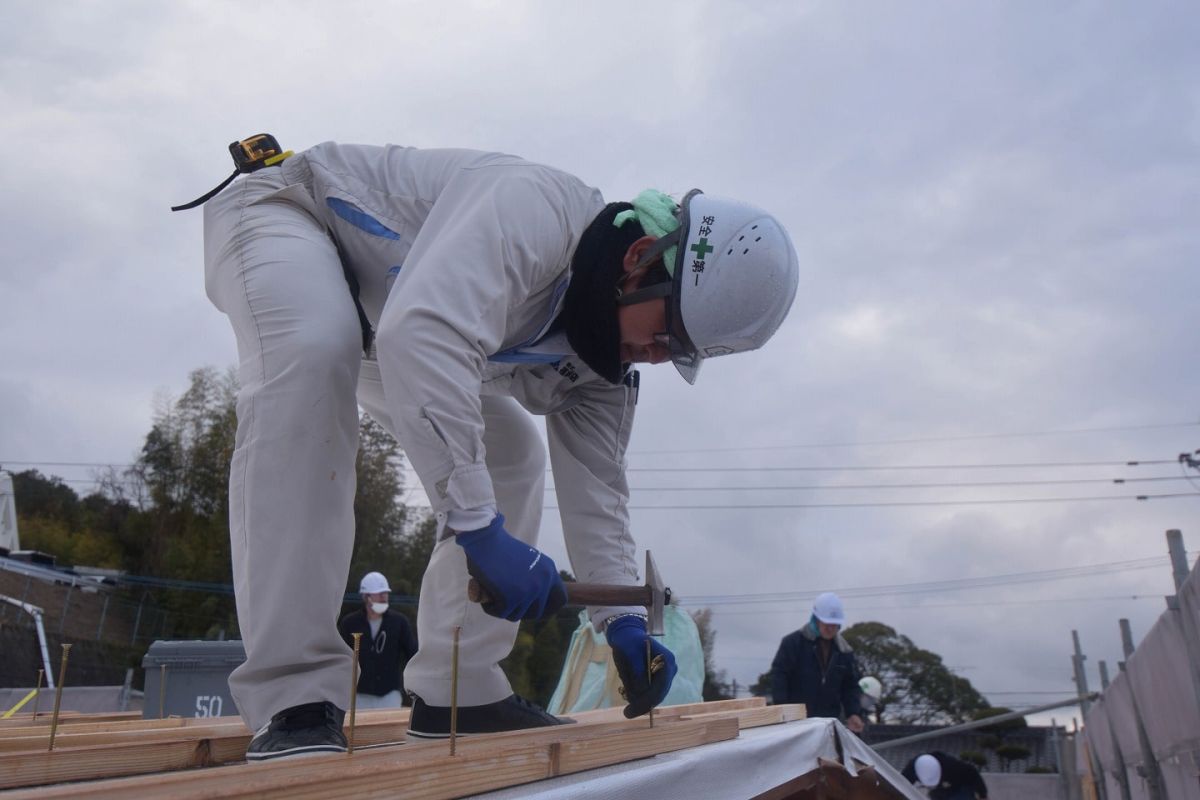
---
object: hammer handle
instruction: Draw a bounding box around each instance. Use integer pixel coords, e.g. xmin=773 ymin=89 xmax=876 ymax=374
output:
xmin=467 ymin=579 xmax=650 ymax=609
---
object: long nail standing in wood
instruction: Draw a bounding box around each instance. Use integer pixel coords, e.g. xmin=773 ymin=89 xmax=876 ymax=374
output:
xmin=159 ymin=664 xmax=167 ymax=719
xmin=450 ymin=626 xmax=461 ymax=756
xmin=348 ymin=632 xmax=362 ymax=754
xmin=47 ymin=644 xmax=72 ymax=751
xmin=31 ymin=669 xmax=43 ymax=721
xmin=646 ymin=639 xmax=654 ymax=728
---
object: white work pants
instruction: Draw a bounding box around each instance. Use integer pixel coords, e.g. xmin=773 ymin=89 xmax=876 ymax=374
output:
xmin=204 ymin=171 xmax=543 ymax=731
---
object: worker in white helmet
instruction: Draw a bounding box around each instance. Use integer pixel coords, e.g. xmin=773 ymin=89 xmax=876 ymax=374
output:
xmin=193 ymin=139 xmax=801 ymax=760
xmin=337 ymin=571 xmax=417 ymax=710
xmin=858 ymin=675 xmax=883 ymax=721
xmin=768 ymin=592 xmax=866 ymax=732
xmin=902 ymin=752 xmax=989 ymax=799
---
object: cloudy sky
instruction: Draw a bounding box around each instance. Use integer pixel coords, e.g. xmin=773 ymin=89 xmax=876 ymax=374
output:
xmin=3 ymin=2 xmax=1198 ymax=725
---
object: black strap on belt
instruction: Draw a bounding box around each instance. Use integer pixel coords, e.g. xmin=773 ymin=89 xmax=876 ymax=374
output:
xmin=333 ymin=238 xmax=376 ymax=355
xmin=175 ymin=134 xmax=374 ymax=356
xmin=171 ymin=134 xmax=293 ymax=212
xmin=171 ymin=170 xmax=241 ymax=211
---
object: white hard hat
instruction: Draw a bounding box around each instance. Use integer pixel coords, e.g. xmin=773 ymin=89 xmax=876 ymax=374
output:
xmin=619 ymin=189 xmax=800 ymax=384
xmin=359 ymin=571 xmax=391 ymax=594
xmin=915 ymin=754 xmax=942 ymax=787
xmin=812 ymin=592 xmax=846 ymax=626
xmin=859 ymin=675 xmax=882 ymax=701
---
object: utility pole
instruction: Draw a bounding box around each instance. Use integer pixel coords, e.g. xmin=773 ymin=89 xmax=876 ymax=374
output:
xmin=1116 ymin=619 xmax=1165 ymax=800
xmin=1164 ymin=530 xmax=1200 ymax=718
xmin=1071 ymin=630 xmax=1091 ymax=716
xmin=1071 ymin=631 xmax=1107 ymax=800
xmin=1165 ymin=530 xmax=1190 ymax=587
xmin=1099 ymin=660 xmax=1133 ymax=800
xmin=1119 ymin=619 xmax=1135 ymax=661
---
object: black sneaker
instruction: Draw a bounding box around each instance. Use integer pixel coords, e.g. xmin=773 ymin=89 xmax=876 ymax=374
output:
xmin=246 ymin=701 xmax=347 ymax=761
xmin=406 ymin=694 xmax=574 ymax=740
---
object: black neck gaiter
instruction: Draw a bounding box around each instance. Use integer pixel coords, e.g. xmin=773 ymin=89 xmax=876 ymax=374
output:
xmin=562 ymin=202 xmax=645 ymax=384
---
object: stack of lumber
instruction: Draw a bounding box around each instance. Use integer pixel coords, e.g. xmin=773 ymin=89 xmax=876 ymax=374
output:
xmin=1 ymin=697 xmax=811 ymax=798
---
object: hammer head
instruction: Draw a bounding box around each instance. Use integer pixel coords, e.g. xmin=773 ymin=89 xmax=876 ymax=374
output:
xmin=644 ymin=550 xmax=671 ymax=636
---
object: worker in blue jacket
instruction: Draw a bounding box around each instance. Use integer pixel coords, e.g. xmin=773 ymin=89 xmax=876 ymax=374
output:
xmin=769 ymin=592 xmax=865 ymax=733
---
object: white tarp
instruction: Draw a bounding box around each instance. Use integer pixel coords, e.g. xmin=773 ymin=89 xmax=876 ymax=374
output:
xmin=470 ymin=717 xmax=924 ymax=800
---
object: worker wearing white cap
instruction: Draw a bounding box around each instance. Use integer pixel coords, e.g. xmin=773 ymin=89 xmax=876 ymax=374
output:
xmin=337 ymin=572 xmax=417 ymax=711
xmin=902 ymin=752 xmax=989 ymax=799
xmin=768 ymin=592 xmax=866 ymax=733
xmin=857 ymin=675 xmax=883 ymax=721
xmin=194 ymin=139 xmax=800 ymax=759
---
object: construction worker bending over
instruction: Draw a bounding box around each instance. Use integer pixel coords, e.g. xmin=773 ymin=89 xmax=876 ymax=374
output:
xmin=197 ymin=140 xmax=799 ymax=759
xmin=337 ymin=571 xmax=417 ymax=709
xmin=768 ymin=592 xmax=866 ymax=732
xmin=903 ymin=752 xmax=989 ymax=800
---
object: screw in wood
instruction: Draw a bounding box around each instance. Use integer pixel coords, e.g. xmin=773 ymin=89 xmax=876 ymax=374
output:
xmin=348 ymin=632 xmax=362 ymax=754
xmin=47 ymin=644 xmax=72 ymax=751
xmin=450 ymin=626 xmax=462 ymax=756
xmin=30 ymin=669 xmax=43 ymax=721
xmin=647 ymin=639 xmax=654 ymax=728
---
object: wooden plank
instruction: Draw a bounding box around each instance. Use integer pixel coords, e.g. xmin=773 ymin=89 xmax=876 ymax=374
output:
xmin=0 ymin=717 xmax=199 ymax=738
xmin=4 ymin=715 xmax=740 ymax=800
xmin=0 ymin=720 xmax=409 ymax=790
xmin=0 ymin=699 xmax=751 ymax=754
xmin=679 ymin=702 xmax=806 ymax=729
xmin=0 ymin=700 xmax=766 ymax=793
xmin=2 ymin=739 xmax=216 ymax=791
xmin=568 ymin=695 xmax=766 ymax=724
xmin=0 ymin=709 xmax=650 ymax=789
xmin=0 ymin=711 xmax=142 ymax=729
xmin=0 ymin=708 xmax=410 ymax=741
xmin=556 ymin=715 xmax=739 ymax=773
xmin=0 ymin=723 xmax=241 ymax=753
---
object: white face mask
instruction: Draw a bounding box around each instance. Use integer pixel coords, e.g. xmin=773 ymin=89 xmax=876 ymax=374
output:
xmin=370 ymin=602 xmax=389 ymax=615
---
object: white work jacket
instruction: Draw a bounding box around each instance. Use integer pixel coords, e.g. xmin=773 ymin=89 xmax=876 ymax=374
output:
xmin=278 ymin=143 xmax=641 ymax=596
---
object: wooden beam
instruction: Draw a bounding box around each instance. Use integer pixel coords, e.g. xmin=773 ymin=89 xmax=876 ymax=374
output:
xmin=4 ymin=715 xmax=742 ymax=799
xmin=679 ymin=702 xmax=806 ymax=729
xmin=0 ymin=709 xmax=410 ymax=741
xmin=0 ymin=709 xmax=666 ymax=789
xmin=0 ymin=698 xmax=757 ymax=750
xmin=0 ymin=712 xmax=142 ymax=729
xmin=568 ymin=695 xmax=765 ymax=724
xmin=1 ymin=698 xmax=776 ymax=792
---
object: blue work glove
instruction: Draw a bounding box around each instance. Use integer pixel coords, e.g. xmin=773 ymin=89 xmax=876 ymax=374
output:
xmin=605 ymin=614 xmax=678 ymax=719
xmin=457 ymin=514 xmax=567 ymax=621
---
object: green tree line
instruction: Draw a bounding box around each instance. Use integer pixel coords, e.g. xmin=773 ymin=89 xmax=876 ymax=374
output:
xmin=749 ymin=620 xmax=993 ymax=725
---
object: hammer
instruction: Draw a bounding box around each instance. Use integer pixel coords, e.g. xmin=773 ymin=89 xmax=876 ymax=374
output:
xmin=468 ymin=551 xmax=672 ymax=634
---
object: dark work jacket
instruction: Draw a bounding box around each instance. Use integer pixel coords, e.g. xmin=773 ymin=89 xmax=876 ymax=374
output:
xmin=902 ymin=752 xmax=989 ymax=799
xmin=769 ymin=623 xmax=863 ymax=720
xmin=337 ymin=609 xmax=418 ymax=698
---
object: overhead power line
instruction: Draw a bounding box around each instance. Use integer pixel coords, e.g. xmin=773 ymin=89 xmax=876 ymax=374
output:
xmin=683 ymin=556 xmax=1171 ymax=606
xmin=630 ymin=421 xmax=1200 ymax=455
xmin=549 ymin=475 xmax=1192 ymax=492
xmin=704 ymin=594 xmax=1164 ymax=616
xmin=43 ymin=556 xmax=1171 ymax=613
xmin=0 ymin=454 xmax=1183 ymax=475
xmin=623 ymin=459 xmax=1177 ymax=472
xmin=547 ymin=492 xmax=1196 ymax=511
